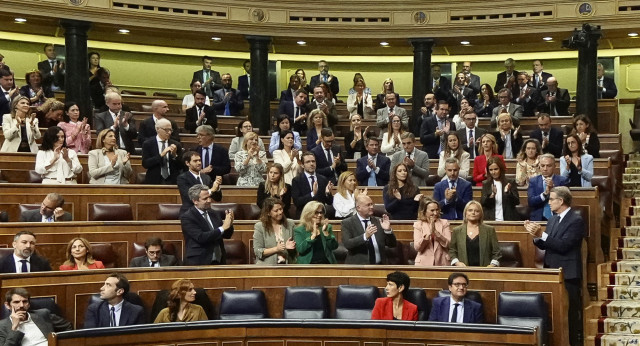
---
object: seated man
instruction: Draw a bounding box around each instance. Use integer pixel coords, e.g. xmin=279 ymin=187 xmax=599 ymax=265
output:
xmin=212 ymin=73 xmax=243 ymax=116
xmin=84 ymin=273 xmax=145 ymax=328
xmin=491 ymin=88 xmax=523 ymax=128
xmin=355 ymin=136 xmax=391 ymax=187
xmin=311 ymin=128 xmax=347 ymax=185
xmin=433 ymin=158 xmax=472 ymax=221
xmin=141 ymin=118 xmax=184 ymax=185
xmin=185 ymin=90 xmax=217 ymax=133
xmin=19 ymin=193 xmax=71 ymax=222
xmin=129 ymin=237 xmax=181 ymax=267
xmin=0 ymin=287 xmax=72 ymax=344
xmin=528 ymin=154 xmax=569 ymax=221
xmin=177 ymin=150 xmax=222 ymax=215
xmin=0 ymin=231 xmax=52 ymax=273
xmin=376 ymin=93 xmax=408 ymax=131
xmin=428 ymin=272 xmax=483 ymax=323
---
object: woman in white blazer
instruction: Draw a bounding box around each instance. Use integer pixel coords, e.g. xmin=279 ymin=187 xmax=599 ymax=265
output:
xmin=1 ymin=96 xmax=40 ymax=153
xmin=87 ymin=129 xmax=133 ymax=184
xmin=346 ymin=78 xmax=374 ymax=120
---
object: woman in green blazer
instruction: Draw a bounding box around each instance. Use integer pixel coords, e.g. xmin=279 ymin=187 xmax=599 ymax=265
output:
xmin=294 ymin=201 xmax=339 ymax=264
xmin=449 ymin=200 xmax=502 ymax=267
xmin=253 ymin=197 xmax=297 ymax=265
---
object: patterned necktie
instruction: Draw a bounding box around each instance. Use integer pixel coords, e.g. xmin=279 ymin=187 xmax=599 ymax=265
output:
xmin=469 ymin=129 xmax=475 ymax=158
xmin=368 ymin=157 xmax=377 ymax=186
xmin=161 ymin=141 xmax=169 ymax=179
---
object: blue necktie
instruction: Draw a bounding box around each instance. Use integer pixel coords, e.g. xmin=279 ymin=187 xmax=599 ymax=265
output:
xmin=542 ymin=180 xmax=552 ymax=220
xmin=224 ymin=99 xmax=231 ymax=116
xmin=368 ymin=157 xmax=377 ymax=186
xmin=20 ymin=259 xmax=28 ymax=273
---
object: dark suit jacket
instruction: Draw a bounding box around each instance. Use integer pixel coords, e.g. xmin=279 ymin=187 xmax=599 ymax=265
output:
xmin=530 ymin=127 xmax=564 ymax=158
xmin=180 ymin=206 xmax=234 ymax=265
xmin=433 ymin=178 xmax=472 ymax=220
xmin=19 ymin=209 xmax=72 ymax=222
xmin=291 ymin=172 xmax=334 ymax=218
xmin=340 ymin=213 xmax=397 ymax=264
xmin=428 ymin=296 xmax=483 ymax=323
xmin=311 ymin=144 xmax=347 ymax=184
xmin=480 ymin=178 xmax=520 ymax=221
xmin=0 ymin=93 xmax=11 ymax=115
xmin=511 ymin=86 xmax=540 ymax=116
xmin=37 ymin=59 xmax=64 ymax=89
xmin=192 ymin=69 xmax=222 ymax=97
xmin=532 ymin=71 xmax=553 ymax=90
xmin=494 ymin=130 xmax=523 ymax=158
xmin=600 ymin=76 xmax=617 ymax=99
xmin=420 ymin=116 xmax=457 ymax=162
xmin=355 ymin=154 xmax=391 ymax=187
xmin=93 ymin=110 xmax=137 ymax=154
xmin=0 ymin=308 xmax=72 ymax=345
xmin=533 ymin=208 xmax=585 ymax=280
xmin=184 ymin=104 xmax=217 ymax=133
xmin=309 ymin=74 xmax=339 ymax=99
xmin=129 ymin=254 xmax=181 ymax=267
xmin=537 ymin=88 xmax=570 ymax=116
xmin=277 ymin=101 xmax=310 ymax=133
xmin=212 ymin=88 xmax=244 ymax=116
xmin=177 ymin=171 xmax=222 ymax=215
xmin=457 ymin=127 xmax=486 ymax=158
xmin=89 ymin=80 xmax=106 ymax=109
xmin=527 ymin=174 xmax=570 ymax=221
xmin=371 ymin=297 xmax=418 ymax=321
xmin=141 ymin=137 xmax=183 ymax=184
xmin=84 ymin=300 xmax=145 ymax=328
xmin=191 ymin=144 xmax=231 ymax=181
xmin=279 ymin=89 xmax=295 ymax=104
xmin=137 ymin=116 xmax=180 ymax=146
xmin=0 ymin=252 xmax=52 ymax=273
xmin=431 ymin=77 xmax=451 ymax=102
xmin=494 ymin=70 xmax=520 ymax=92
xmin=237 ymin=74 xmax=249 ymax=100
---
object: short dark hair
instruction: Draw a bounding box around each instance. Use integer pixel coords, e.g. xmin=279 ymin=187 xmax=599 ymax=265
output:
xmin=41 ymin=126 xmax=66 ymax=151
xmin=5 ymin=288 xmax=30 ymax=304
xmin=194 ymin=89 xmax=207 ymax=98
xmin=301 ymin=151 xmax=315 ymax=162
xmin=320 ymin=128 xmax=333 ymax=138
xmin=43 ymin=43 xmax=54 ymax=52
xmin=386 ymin=271 xmax=411 ymax=292
xmin=202 ymin=56 xmax=213 ymax=62
xmin=448 ymin=272 xmax=469 ymax=286
xmin=294 ymin=88 xmax=308 ymax=98
xmin=108 ymin=273 xmax=130 ymax=295
xmin=0 ymin=69 xmax=12 ymax=78
xmin=144 ymin=237 xmax=163 ymax=249
xmin=182 ymin=150 xmax=200 ymax=165
xmin=14 ymin=230 xmax=36 ymax=242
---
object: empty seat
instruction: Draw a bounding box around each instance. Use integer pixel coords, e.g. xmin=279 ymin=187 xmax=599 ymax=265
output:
xmin=91 ymin=243 xmax=118 ymax=268
xmin=136 ymin=172 xmax=146 ymax=184
xmin=498 ymin=292 xmax=548 ymax=346
xmin=29 ymin=170 xmax=42 ymax=183
xmin=334 ymin=285 xmax=378 ymax=319
xmin=89 ymin=203 xmax=133 ymax=221
xmin=283 ymin=287 xmax=329 ymax=319
xmin=19 ymin=204 xmax=40 ymax=214
xmin=403 ymin=288 xmax=430 ymax=321
xmin=0 ymin=210 xmax=8 ymax=222
xmin=224 ymin=239 xmax=247 ymax=264
xmin=499 ymin=241 xmax=523 ymax=267
xmin=219 ymin=290 xmax=268 ymax=320
xmin=157 ymin=204 xmax=181 ymax=220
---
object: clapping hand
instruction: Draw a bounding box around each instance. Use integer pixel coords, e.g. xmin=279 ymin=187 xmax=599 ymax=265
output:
xmin=285 ymin=237 xmax=296 ymax=250
xmin=222 ymin=210 xmax=234 ymax=230
xmin=321 ymin=219 xmax=329 ymax=236
xmin=504 ymin=183 xmax=511 ymax=193
xmin=524 ymin=220 xmax=543 ymax=237
xmin=364 ymin=222 xmax=377 ymax=239
xmin=325 ymin=181 xmax=334 ymax=195
xmin=413 ymin=193 xmax=424 ymax=202
xmin=122 ymin=153 xmax=130 ymax=164
xmin=211 ymin=176 xmax=222 ymax=192
xmin=445 ymin=187 xmax=457 ymax=201
xmin=367 ymin=158 xmax=376 ymax=169
xmin=380 ymin=214 xmax=391 ymax=230
xmin=392 ymin=188 xmax=401 ymax=200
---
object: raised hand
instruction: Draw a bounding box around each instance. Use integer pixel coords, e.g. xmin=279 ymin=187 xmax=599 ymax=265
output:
xmin=392 ymin=188 xmax=401 ymax=200
xmin=491 ymin=183 xmax=497 ymax=196
xmin=381 ymin=214 xmax=391 ymax=230
xmin=123 ymin=153 xmax=130 ymax=164
xmin=53 ymin=207 xmax=66 ymax=220
xmin=413 ymin=193 xmax=424 ymax=202
xmin=325 ymin=181 xmax=334 ymax=195
xmin=321 ymin=219 xmax=329 ymax=235
xmin=222 ymin=210 xmax=234 ymax=230
xmin=211 ymin=176 xmax=222 ymax=192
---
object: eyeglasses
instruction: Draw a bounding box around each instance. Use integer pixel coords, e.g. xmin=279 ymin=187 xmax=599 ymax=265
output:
xmin=160 ymin=128 xmax=173 ymax=133
xmin=452 ymin=283 xmax=468 ymax=288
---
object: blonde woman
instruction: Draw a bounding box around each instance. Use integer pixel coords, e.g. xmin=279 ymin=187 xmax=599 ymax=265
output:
xmin=234 ymin=131 xmax=267 ymax=186
xmin=344 ymin=114 xmax=368 ymax=159
xmin=493 ymin=113 xmax=523 ymax=159
xmin=294 ymin=202 xmax=338 ymax=264
xmin=449 ymin=201 xmax=501 ymax=267
xmin=306 ymin=109 xmax=327 ymax=151
xmin=347 ymin=78 xmax=374 ymax=119
xmin=515 ymin=138 xmax=542 ymax=186
xmin=59 ymin=237 xmax=105 ymax=270
xmin=1 ymin=96 xmax=40 ymax=153
xmin=333 ymin=171 xmax=367 ymax=218
xmin=472 ymin=133 xmax=503 ymax=186
xmin=88 ymin=129 xmax=133 ymax=184
xmin=413 ymin=198 xmax=451 ymax=266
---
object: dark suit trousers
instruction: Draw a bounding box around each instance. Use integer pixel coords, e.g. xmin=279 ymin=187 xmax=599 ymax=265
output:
xmin=565 ymin=278 xmax=582 ymax=346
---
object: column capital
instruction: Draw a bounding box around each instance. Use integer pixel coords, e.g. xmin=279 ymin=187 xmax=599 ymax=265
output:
xmin=409 ymin=38 xmax=435 ymax=50
xmin=60 ymin=19 xmax=92 ymax=32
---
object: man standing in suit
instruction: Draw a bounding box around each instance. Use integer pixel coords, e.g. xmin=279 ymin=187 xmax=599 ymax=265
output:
xmin=0 ymin=69 xmax=17 ymax=115
xmin=527 ymin=154 xmax=570 ymax=221
xmin=430 ymin=64 xmax=451 ymax=103
xmin=491 ymin=88 xmax=523 ymax=128
xmin=451 ymin=72 xmax=476 ymax=111
xmin=433 ymin=158 xmax=472 ymax=220
xmin=597 ymin=63 xmax=617 ymax=99
xmin=428 ymin=273 xmax=483 ymax=323
xmin=0 ymin=288 xmax=72 ymax=344
xmin=356 ymin=137 xmax=391 ymax=187
xmin=525 ymin=187 xmax=584 ymax=345
xmin=129 ymin=237 xmax=181 ymax=267
xmin=191 ymin=125 xmax=231 ymax=182
xmin=494 ymin=58 xmax=519 ymax=92
xmin=537 ymin=77 xmax=570 ymax=116
xmin=84 ymin=273 xmax=145 ymax=328
xmin=185 ymin=90 xmax=217 ymax=133
xmin=177 ymin=151 xmax=222 ymax=215
xmin=456 ymin=110 xmax=485 ymax=159
xmin=530 ymin=114 xmax=563 ymax=158
xmin=461 ymin=61 xmax=481 ymax=95
xmin=212 ymin=73 xmax=243 ymax=116
xmin=37 ymin=44 xmax=64 ymax=91
xmin=376 ymin=93 xmax=409 ymax=131
xmin=310 ymin=86 xmax=338 ymax=127
xmin=278 ymin=89 xmax=310 ymax=134
xmin=309 ymin=60 xmax=339 ymax=100
xmin=512 ymin=72 xmax=539 ymax=117
xmin=192 ymin=56 xmax=222 ymax=98
xmin=291 ymin=152 xmax=334 ymax=218
xmin=532 ymin=60 xmax=552 ymax=91
xmin=391 ymin=133 xmax=429 ymax=186
xmin=180 ymin=184 xmax=234 ymax=265
xmin=138 ymin=100 xmax=181 ymax=146
xmin=341 ymin=194 xmax=397 ymax=264
xmin=93 ymin=92 xmax=137 ymax=154
xmin=420 ymin=101 xmax=456 ymax=160
xmin=412 ymin=92 xmax=436 ymax=137
xmin=141 ymin=118 xmax=183 ymax=185
xmin=19 ymin=193 xmax=72 ymax=222
xmin=0 ymin=231 xmax=52 ymax=274
xmin=312 ymin=128 xmax=346 ymax=184
xmin=237 ymin=60 xmax=250 ymax=101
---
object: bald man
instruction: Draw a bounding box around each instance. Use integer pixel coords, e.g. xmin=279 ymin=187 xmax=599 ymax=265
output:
xmin=138 ymin=100 xmax=181 ymax=145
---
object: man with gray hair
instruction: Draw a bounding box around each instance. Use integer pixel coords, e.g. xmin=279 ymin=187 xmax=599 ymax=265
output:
xmin=93 ymin=92 xmax=137 ymax=154
xmin=192 ymin=125 xmax=231 ymax=182
xmin=433 ymin=157 xmax=472 ymax=220
xmin=494 ymin=58 xmax=519 ymax=92
xmin=0 ymin=231 xmax=52 ymax=273
xmin=527 ymin=153 xmax=569 ymax=221
xmin=141 ymin=117 xmax=183 ymax=184
xmin=19 ymin=193 xmax=71 ymax=222
xmin=137 ymin=100 xmax=180 ymax=145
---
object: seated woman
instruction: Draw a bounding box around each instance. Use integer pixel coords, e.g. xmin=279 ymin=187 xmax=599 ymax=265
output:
xmin=306 ymin=109 xmax=327 ymax=151
xmin=449 ymin=201 xmax=501 ymax=267
xmin=472 ymin=134 xmax=503 ymax=186
xmin=493 ymin=113 xmax=523 ymax=159
xmin=269 ymin=114 xmax=302 ymax=154
xmin=573 ymin=114 xmax=600 ymax=158
xmin=19 ymin=70 xmax=52 ymax=107
xmin=257 ymin=163 xmax=292 ymax=213
xmin=413 ymin=198 xmax=451 ymax=266
xmin=88 ymin=129 xmax=133 ymax=184
xmin=294 ymin=201 xmax=339 ymax=264
xmin=344 ymin=114 xmax=368 ymax=160
xmin=437 ymin=132 xmax=470 ymax=180
xmin=333 ymin=171 xmax=366 ymax=219
xmin=481 ymin=157 xmax=520 ymax=221
xmin=57 ymin=101 xmax=91 ymax=154
xmin=1 ymin=96 xmax=40 ymax=153
xmin=154 ymin=279 xmax=207 ymax=323
xmin=381 ymin=114 xmax=404 ymax=156
xmin=36 ymin=98 xmax=65 ymax=128
xmin=253 ymin=197 xmax=297 ymax=265
xmin=375 ymin=78 xmax=400 ymax=111
xmin=515 ymin=138 xmax=542 ymax=186
xmin=560 ymin=134 xmax=593 ymax=187
xmin=371 ymin=271 xmax=418 ymax=321
xmin=474 ymin=83 xmax=497 ymax=118
xmin=234 ymin=131 xmax=267 ymax=187
xmin=228 ymin=120 xmax=265 ymax=159
xmin=347 ymin=78 xmax=374 ymax=120
xmin=383 ymin=163 xmax=422 ymax=220
xmin=59 ymin=237 xmax=105 ymax=270
xmin=272 ymin=130 xmax=301 ymax=185
xmin=35 ymin=126 xmax=83 ymax=184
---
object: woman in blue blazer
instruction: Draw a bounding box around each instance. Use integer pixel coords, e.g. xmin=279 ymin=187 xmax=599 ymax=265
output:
xmin=559 ymin=134 xmax=593 ymax=187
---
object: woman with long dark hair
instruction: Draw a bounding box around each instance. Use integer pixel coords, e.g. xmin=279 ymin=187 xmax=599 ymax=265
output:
xmin=35 ymin=126 xmax=83 ymax=184
xmin=253 ymin=197 xmax=297 ymax=265
xmin=58 ymin=101 xmax=91 ymax=154
xmin=383 ymin=163 xmax=422 ymax=220
xmin=560 ymin=133 xmax=594 ymax=187
xmin=154 ymin=279 xmax=207 ymax=323
xmin=480 ymin=156 xmax=520 ymax=221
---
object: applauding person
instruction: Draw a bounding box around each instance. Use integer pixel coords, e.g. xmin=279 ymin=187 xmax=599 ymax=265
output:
xmin=35 ymin=126 xmax=83 ymax=184
xmin=88 ymin=129 xmax=133 ymax=184
xmin=383 ymin=164 xmax=422 ymax=220
xmin=234 ymin=132 xmax=267 ymax=187
xmin=253 ymin=198 xmax=297 ymax=265
xmin=413 ymin=198 xmax=451 ymax=266
xmin=333 ymin=171 xmax=366 ymax=219
xmin=1 ymin=96 xmax=40 ymax=153
xmin=58 ymin=101 xmax=91 ymax=154
xmin=294 ymin=201 xmax=338 ymax=264
xmin=481 ymin=157 xmax=520 ymax=221
xmin=257 ymin=164 xmax=291 ymax=216
xmin=272 ymin=130 xmax=301 ymax=184
xmin=560 ymin=134 xmax=593 ymax=187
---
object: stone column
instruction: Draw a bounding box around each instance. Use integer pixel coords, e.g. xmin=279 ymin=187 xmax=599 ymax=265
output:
xmin=246 ymin=35 xmax=271 ymax=135
xmin=409 ymin=38 xmax=434 ymax=134
xmin=60 ymin=19 xmax=92 ymax=123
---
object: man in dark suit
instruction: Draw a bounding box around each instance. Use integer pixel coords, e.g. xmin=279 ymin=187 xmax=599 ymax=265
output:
xmin=451 ymin=72 xmax=476 ymax=111
xmin=129 ymin=237 xmax=181 ymax=267
xmin=527 ymin=154 xmax=570 ymax=221
xmin=180 ymin=184 xmax=234 ymax=265
xmin=237 ymin=59 xmax=250 ymax=101
xmin=191 ymin=125 xmax=231 ymax=182
xmin=530 ymin=114 xmax=564 ymax=158
xmin=597 ymin=63 xmax=617 ymax=99
xmin=185 ymin=90 xmax=217 ymax=133
xmin=525 ymin=187 xmax=584 ymax=345
xmin=341 ymin=194 xmax=397 ymax=264
xmin=19 ymin=193 xmax=72 ymax=223
xmin=0 ymin=287 xmax=72 ymax=344
xmin=311 ymin=128 xmax=346 ymax=184
xmin=93 ymin=92 xmax=137 ymax=154
xmin=433 ymin=158 xmax=472 ymax=220
xmin=90 ymin=68 xmax=111 ymax=109
xmin=177 ymin=151 xmax=222 ymax=215
xmin=212 ymin=73 xmax=243 ymax=116
xmin=0 ymin=231 xmax=52 ymax=274
xmin=537 ymin=77 xmax=570 ymax=116
xmin=291 ymin=152 xmax=334 ymax=218
xmin=390 ymin=133 xmax=430 ymax=187
xmin=355 ymin=136 xmax=391 ymax=187
xmin=278 ymin=89 xmax=310 ymax=133
xmin=0 ymin=69 xmax=16 ymax=115
xmin=310 ymin=86 xmax=338 ymax=127
xmin=412 ymin=92 xmax=436 ymax=137
xmin=461 ymin=61 xmax=481 ymax=94
xmin=141 ymin=118 xmax=183 ymax=185
xmin=137 ymin=100 xmax=180 ymax=146
xmin=192 ymin=56 xmax=222 ymax=98
xmin=84 ymin=273 xmax=145 ymax=328
xmin=428 ymin=273 xmax=483 ymax=323
xmin=279 ymin=74 xmax=300 ymax=105
xmin=511 ymin=72 xmax=540 ymax=117
xmin=531 ymin=59 xmax=553 ymax=91
xmin=430 ymin=64 xmax=451 ymax=103
xmin=494 ymin=58 xmax=519 ymax=92
xmin=309 ymin=60 xmax=339 ymax=100
xmin=491 ymin=88 xmax=523 ymax=128
xmin=37 ymin=43 xmax=64 ymax=91
xmin=420 ymin=101 xmax=456 ymax=160
xmin=456 ymin=110 xmax=485 ymax=159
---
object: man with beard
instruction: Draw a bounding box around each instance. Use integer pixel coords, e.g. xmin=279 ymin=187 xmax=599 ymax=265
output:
xmin=212 ymin=73 xmax=243 ymax=116
xmin=0 ymin=231 xmax=52 ymax=273
xmin=185 ymin=90 xmax=217 ymax=133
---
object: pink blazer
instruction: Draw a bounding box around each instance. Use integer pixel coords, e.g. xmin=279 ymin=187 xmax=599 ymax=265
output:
xmin=413 ymin=219 xmax=451 ymax=266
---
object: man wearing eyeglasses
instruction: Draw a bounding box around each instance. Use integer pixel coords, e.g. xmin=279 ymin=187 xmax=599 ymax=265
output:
xmin=428 ymin=272 xmax=483 ymax=323
xmin=456 ymin=110 xmax=485 ymax=159
xmin=129 ymin=237 xmax=181 ymax=267
xmin=138 ymin=100 xmax=180 ymax=146
xmin=19 ymin=193 xmax=71 ymax=222
xmin=142 ymin=118 xmax=183 ymax=184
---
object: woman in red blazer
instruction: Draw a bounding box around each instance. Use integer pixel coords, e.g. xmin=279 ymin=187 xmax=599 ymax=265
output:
xmin=472 ymin=133 xmax=504 ymax=186
xmin=59 ymin=237 xmax=105 ymax=270
xmin=371 ymin=271 xmax=418 ymax=321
